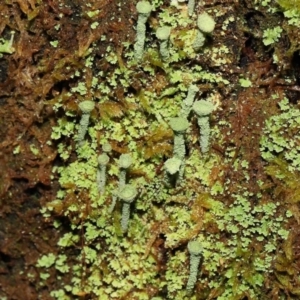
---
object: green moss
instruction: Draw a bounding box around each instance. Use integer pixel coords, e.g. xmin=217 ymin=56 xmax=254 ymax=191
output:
xmin=277 ymin=0 xmax=300 ymax=11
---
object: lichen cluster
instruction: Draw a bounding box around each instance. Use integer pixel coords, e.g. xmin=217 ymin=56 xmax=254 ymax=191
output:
xmin=31 ymin=0 xmax=300 ymax=299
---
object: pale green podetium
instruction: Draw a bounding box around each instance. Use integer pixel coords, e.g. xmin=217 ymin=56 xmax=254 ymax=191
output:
xmin=180 ymin=84 xmax=199 ymax=118
xmin=192 ymin=100 xmax=214 ymax=154
xmin=97 ymin=153 xmax=109 ymax=194
xmin=109 ymin=153 xmax=133 ymax=214
xmin=169 ymin=117 xmax=189 ymax=160
xmin=134 ymin=1 xmax=152 ymax=61
xmin=188 ymin=0 xmax=195 ymax=16
xmin=192 ymin=30 xmax=206 ymax=52
xmin=77 ymin=100 xmax=95 ymax=146
xmin=169 ymin=117 xmax=189 ymax=182
xmin=118 ymin=153 xmax=133 ymax=189
xmin=118 ymin=184 xmax=138 ymax=232
xmin=164 ymin=156 xmax=181 ymax=187
xmin=186 ymin=240 xmax=203 ymax=293
xmin=156 ymin=26 xmax=171 ymax=61
xmin=193 ymin=12 xmax=215 ymax=51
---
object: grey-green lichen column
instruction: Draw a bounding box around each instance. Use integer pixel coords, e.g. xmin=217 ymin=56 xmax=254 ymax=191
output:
xmin=169 ymin=117 xmax=189 ymax=160
xmin=77 ymin=100 xmax=95 ymax=146
xmin=180 ymin=84 xmax=199 ymax=118
xmin=186 ymin=240 xmax=203 ymax=293
xmin=156 ymin=26 xmax=171 ymax=61
xmin=193 ymin=12 xmax=215 ymax=52
xmin=164 ymin=156 xmax=181 ymax=187
xmin=192 ymin=30 xmax=206 ymax=52
xmin=188 ymin=0 xmax=195 ymax=16
xmin=169 ymin=117 xmax=189 ymax=183
xmin=192 ymin=100 xmax=214 ymax=154
xmin=118 ymin=153 xmax=133 ymax=189
xmin=97 ymin=154 xmax=109 ymax=193
xmin=134 ymin=1 xmax=152 ymax=61
xmin=119 ymin=184 xmax=138 ymax=232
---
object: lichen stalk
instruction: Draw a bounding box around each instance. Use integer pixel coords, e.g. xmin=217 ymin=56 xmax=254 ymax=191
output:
xmin=97 ymin=165 xmax=106 ymax=193
xmin=77 ymin=113 xmax=90 ymax=146
xmin=164 ymin=157 xmax=181 ymax=187
xmin=186 ymin=240 xmax=203 ymax=292
xmin=173 ymin=133 xmax=186 ymax=160
xmin=118 ymin=184 xmax=137 ymax=232
xmin=188 ymin=0 xmax=195 ymax=16
xmin=192 ymin=100 xmax=214 ymax=154
xmin=121 ymin=202 xmax=131 ymax=232
xmin=197 ymin=116 xmax=210 ymax=153
xmin=134 ymin=23 xmax=147 ymax=61
xmin=159 ymin=39 xmax=169 ymax=60
xmin=186 ymin=252 xmax=201 ymax=292
xmin=192 ymin=30 xmax=206 ymax=52
xmin=181 ymin=84 xmax=199 ymax=118
xmin=77 ymin=100 xmax=95 ymax=147
xmin=134 ymin=1 xmax=152 ymax=61
xmin=119 ymin=168 xmax=127 ymax=188
xmin=118 ymin=154 xmax=133 ymax=189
